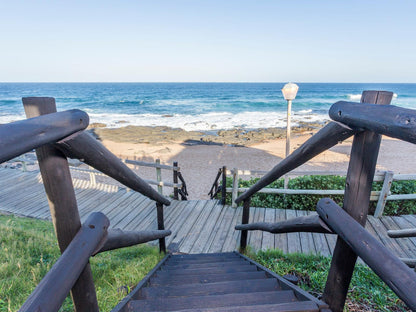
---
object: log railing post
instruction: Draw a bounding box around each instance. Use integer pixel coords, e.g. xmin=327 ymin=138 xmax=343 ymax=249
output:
xmin=239 ymin=198 xmax=251 ymax=251
xmin=22 ymin=97 xmax=99 ymax=312
xmin=374 ymin=170 xmax=394 ymax=218
xmin=322 ymin=90 xmax=393 ymax=312
xmin=173 ymin=161 xmax=179 ymax=200
xmin=156 ymin=159 xmax=163 ymax=195
xmin=221 ymin=166 xmax=227 ymax=205
xmin=156 ymin=202 xmax=166 ymax=253
xmin=231 ymin=168 xmax=239 ymax=208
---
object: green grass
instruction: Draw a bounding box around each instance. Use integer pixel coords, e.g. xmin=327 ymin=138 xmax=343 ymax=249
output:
xmin=248 ymin=249 xmax=410 ymax=312
xmin=0 ymin=214 xmax=162 ymax=312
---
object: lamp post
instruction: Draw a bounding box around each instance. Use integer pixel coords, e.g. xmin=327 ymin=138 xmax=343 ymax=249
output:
xmin=281 ymin=82 xmax=299 ymax=188
xmin=281 ymin=82 xmax=299 ymax=158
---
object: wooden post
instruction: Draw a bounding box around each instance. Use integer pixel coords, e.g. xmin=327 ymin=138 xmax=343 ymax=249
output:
xmin=173 ymin=161 xmax=179 ymax=200
xmin=156 ymin=202 xmax=166 ymax=253
xmin=156 ymin=159 xmax=162 ymax=195
xmin=240 ymin=198 xmax=251 ymax=251
xmin=221 ymin=166 xmax=227 ymax=205
xmin=374 ymin=171 xmax=394 ymax=218
xmin=231 ymin=168 xmax=239 ymax=208
xmin=322 ymin=91 xmax=393 ymax=312
xmin=22 ymin=97 xmax=99 ymax=312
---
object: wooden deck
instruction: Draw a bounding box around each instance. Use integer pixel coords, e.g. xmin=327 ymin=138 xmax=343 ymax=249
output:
xmin=1 ymin=167 xmax=416 ymax=258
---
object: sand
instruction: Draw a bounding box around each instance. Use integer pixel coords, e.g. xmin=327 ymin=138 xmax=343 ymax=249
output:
xmin=96 ymin=128 xmax=416 ymax=200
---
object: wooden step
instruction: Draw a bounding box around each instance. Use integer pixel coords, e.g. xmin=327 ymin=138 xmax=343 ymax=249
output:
xmin=149 ymin=271 xmax=269 ymax=286
xmin=129 ymin=290 xmax=297 ymax=312
xmin=162 ymin=261 xmax=250 ymax=270
xmin=170 ymin=252 xmax=237 ymax=260
xmin=165 ymin=258 xmax=242 ymax=265
xmin=163 ymin=301 xmax=320 ymax=312
xmin=137 ymin=278 xmax=281 ymax=299
xmin=156 ymin=265 xmax=258 ymax=276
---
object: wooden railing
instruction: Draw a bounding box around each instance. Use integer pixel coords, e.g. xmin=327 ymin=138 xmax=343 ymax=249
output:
xmin=234 ymin=90 xmax=416 ymax=311
xmin=223 ymin=168 xmax=416 ymax=216
xmin=0 ymin=97 xmax=172 ymax=312
xmin=208 ymin=165 xmax=227 ymax=204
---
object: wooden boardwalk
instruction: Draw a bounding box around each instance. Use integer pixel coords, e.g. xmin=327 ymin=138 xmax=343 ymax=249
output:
xmin=1 ymin=167 xmax=416 ymax=258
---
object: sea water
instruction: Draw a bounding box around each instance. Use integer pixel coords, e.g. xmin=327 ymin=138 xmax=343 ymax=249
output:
xmin=0 ymin=83 xmax=415 ymax=131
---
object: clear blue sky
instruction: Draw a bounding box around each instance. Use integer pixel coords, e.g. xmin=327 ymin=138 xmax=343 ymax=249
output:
xmin=1 ymin=0 xmax=415 ymax=82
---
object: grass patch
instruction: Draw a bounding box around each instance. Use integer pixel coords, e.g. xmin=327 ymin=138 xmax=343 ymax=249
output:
xmin=248 ymin=249 xmax=410 ymax=312
xmin=220 ymin=175 xmax=416 ymax=215
xmin=0 ymin=214 xmax=162 ymax=312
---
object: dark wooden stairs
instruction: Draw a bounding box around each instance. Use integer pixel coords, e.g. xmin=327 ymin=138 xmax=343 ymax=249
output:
xmin=114 ymin=252 xmax=329 ymax=312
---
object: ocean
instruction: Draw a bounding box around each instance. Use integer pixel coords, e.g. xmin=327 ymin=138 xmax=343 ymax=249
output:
xmin=0 ymin=83 xmax=415 ymax=131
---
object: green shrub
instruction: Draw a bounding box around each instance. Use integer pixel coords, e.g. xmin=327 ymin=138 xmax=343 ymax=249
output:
xmin=219 ymin=175 xmax=416 ymax=215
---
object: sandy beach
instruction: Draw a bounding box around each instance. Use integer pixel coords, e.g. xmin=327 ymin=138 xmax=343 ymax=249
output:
xmin=89 ymin=125 xmax=416 ymax=200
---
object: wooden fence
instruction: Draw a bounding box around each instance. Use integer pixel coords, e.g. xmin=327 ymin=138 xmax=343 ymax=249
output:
xmin=222 ymin=168 xmax=416 ymax=217
xmin=10 ymin=157 xmax=188 ymax=200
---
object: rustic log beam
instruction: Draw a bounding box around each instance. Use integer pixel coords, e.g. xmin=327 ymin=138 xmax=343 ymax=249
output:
xmin=235 ymin=215 xmax=333 ymax=234
xmin=239 ymin=198 xmax=251 ymax=251
xmin=23 ymin=97 xmax=99 ymax=312
xmin=330 ymin=102 xmax=416 ymax=145
xmin=388 ymin=228 xmax=416 ymax=238
xmin=156 ymin=202 xmax=166 ymax=253
xmin=317 ymin=198 xmax=416 ymax=311
xmin=55 ymin=132 xmax=170 ymax=206
xmin=19 ymin=212 xmax=109 ymax=312
xmin=235 ymin=121 xmax=358 ymax=204
xmin=94 ymin=228 xmax=171 ymax=254
xmin=322 ymin=90 xmax=392 ymax=312
xmin=0 ymin=109 xmax=89 ymax=164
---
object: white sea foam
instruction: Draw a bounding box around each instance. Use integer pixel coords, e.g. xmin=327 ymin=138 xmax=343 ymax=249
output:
xmin=88 ymin=110 xmax=329 ymax=131
xmin=348 ymin=93 xmax=398 ymax=101
xmin=347 ymin=94 xmax=362 ymax=101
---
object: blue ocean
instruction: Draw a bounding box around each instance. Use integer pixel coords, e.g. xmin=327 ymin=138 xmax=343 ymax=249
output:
xmin=0 ymin=83 xmax=415 ymax=131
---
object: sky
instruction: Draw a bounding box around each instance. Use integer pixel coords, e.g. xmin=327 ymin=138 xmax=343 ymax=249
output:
xmin=0 ymin=0 xmax=415 ymax=83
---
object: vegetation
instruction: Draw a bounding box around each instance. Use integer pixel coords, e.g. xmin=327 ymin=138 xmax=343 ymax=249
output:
xmin=0 ymin=214 xmax=162 ymax=312
xmin=248 ymin=249 xmax=410 ymax=312
xmin=221 ymin=175 xmax=416 ymax=215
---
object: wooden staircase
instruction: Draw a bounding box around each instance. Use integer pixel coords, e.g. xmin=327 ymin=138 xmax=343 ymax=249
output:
xmin=113 ymin=252 xmax=329 ymax=312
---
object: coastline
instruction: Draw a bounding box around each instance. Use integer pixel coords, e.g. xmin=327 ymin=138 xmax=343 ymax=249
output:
xmin=90 ymin=122 xmax=323 ymax=147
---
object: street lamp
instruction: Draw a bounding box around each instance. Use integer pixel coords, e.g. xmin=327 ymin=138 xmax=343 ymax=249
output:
xmin=281 ymin=82 xmax=299 ymax=189
xmin=281 ymin=82 xmax=299 ymax=158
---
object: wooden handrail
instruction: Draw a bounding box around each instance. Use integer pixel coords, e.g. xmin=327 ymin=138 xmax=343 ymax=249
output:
xmin=235 ymin=121 xmax=358 ymax=204
xmin=19 ymin=212 xmax=109 ymax=312
xmin=55 ymin=132 xmax=170 ymax=206
xmin=235 ymin=214 xmax=333 ymax=234
xmin=0 ymin=109 xmax=89 ymax=164
xmin=330 ymin=101 xmax=416 ymax=144
xmin=317 ymin=198 xmax=416 ymax=311
xmin=94 ymin=228 xmax=171 ymax=254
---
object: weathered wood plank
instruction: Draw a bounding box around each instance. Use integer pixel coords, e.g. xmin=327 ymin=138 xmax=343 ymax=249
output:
xmin=209 ymin=205 xmax=239 ymax=253
xmin=274 ymin=209 xmax=288 ymax=253
xmin=192 ymin=202 xmax=224 ymax=254
xmin=286 ymin=209 xmax=302 ymax=254
xmin=261 ymin=208 xmax=275 ymax=250
xmin=296 ymin=210 xmax=316 ymax=254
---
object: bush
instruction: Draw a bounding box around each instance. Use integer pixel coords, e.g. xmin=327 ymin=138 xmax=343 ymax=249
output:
xmin=219 ymin=175 xmax=416 ymax=215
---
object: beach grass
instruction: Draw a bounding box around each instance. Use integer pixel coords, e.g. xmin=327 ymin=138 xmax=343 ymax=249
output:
xmin=0 ymin=214 xmax=161 ymax=312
